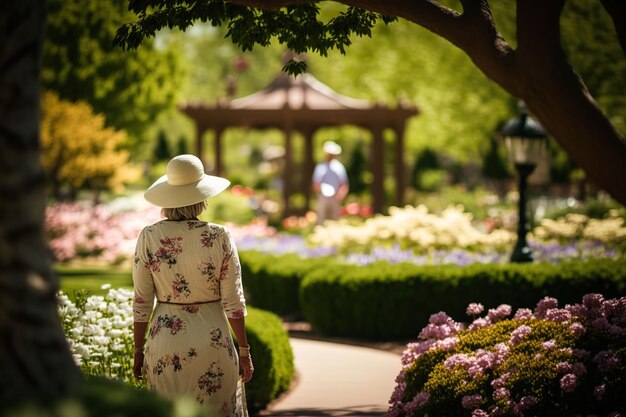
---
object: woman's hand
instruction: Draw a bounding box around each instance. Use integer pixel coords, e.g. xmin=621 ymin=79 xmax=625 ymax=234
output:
xmin=134 ymin=351 xmax=144 ymax=380
xmin=239 ymin=355 xmax=254 ymax=383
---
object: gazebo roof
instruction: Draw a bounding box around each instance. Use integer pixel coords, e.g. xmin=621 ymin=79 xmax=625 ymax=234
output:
xmin=227 ymin=72 xmax=372 ymax=110
xmin=180 ymin=72 xmax=418 ymax=129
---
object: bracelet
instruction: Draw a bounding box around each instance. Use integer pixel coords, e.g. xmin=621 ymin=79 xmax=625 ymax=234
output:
xmin=134 ymin=347 xmax=144 ymax=354
xmin=239 ymin=346 xmax=250 ymax=357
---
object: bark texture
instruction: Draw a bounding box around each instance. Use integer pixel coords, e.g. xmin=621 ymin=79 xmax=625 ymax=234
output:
xmin=0 ymin=0 xmax=82 ymax=404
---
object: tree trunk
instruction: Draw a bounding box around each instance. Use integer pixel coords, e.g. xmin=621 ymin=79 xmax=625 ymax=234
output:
xmin=514 ymin=0 xmax=626 ymax=207
xmin=0 ymin=0 xmax=82 ymax=405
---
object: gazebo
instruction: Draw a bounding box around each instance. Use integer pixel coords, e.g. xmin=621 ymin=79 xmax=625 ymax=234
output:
xmin=179 ymin=72 xmax=419 ymax=216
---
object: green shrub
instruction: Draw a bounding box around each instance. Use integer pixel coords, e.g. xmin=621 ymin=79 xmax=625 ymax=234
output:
xmin=243 ymin=306 xmax=295 ymax=412
xmin=299 ymin=259 xmax=626 ymax=340
xmin=240 ymin=251 xmax=334 ymax=317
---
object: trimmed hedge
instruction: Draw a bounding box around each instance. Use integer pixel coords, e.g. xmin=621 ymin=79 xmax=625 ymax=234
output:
xmin=240 ymin=251 xmax=334 ymax=317
xmin=244 ymin=306 xmax=295 ymax=411
xmin=299 ymin=259 xmax=626 ymax=340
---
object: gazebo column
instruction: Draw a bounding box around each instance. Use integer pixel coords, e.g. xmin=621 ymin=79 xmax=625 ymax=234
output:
xmin=371 ymin=125 xmax=385 ymax=214
xmin=195 ymin=122 xmax=207 ymax=172
xmin=214 ymin=126 xmax=224 ymax=176
xmin=283 ymin=125 xmax=293 ymax=217
xmin=301 ymin=127 xmax=315 ymax=213
xmin=394 ymin=123 xmax=406 ymax=207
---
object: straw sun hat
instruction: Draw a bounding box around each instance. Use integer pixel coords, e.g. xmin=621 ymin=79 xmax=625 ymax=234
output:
xmin=144 ymin=154 xmax=230 ymax=208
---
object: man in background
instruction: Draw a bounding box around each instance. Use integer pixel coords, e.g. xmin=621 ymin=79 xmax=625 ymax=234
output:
xmin=312 ymin=140 xmax=349 ymax=224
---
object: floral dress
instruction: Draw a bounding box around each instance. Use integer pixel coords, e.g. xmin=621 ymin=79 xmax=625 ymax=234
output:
xmin=133 ymin=219 xmax=248 ymax=417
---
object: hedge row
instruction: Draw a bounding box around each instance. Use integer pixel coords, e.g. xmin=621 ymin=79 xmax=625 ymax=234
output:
xmin=244 ymin=306 xmax=295 ymax=411
xmin=240 ymin=251 xmax=334 ymax=317
xmin=240 ymin=251 xmax=626 ymax=340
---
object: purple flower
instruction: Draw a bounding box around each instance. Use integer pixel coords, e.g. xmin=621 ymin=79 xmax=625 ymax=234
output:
xmin=519 ymin=395 xmax=537 ymax=410
xmin=582 ymin=293 xmax=604 ymax=309
xmin=493 ymin=387 xmax=510 ymax=401
xmin=444 ymin=353 xmax=474 ymax=370
xmin=467 ymin=303 xmax=484 ymax=316
xmin=429 ymin=311 xmax=452 ymax=325
xmin=569 ymin=322 xmax=586 ymax=337
xmin=491 ymin=373 xmax=510 ymax=390
xmin=565 ymin=303 xmax=587 ymax=319
xmin=560 ymin=373 xmax=577 ymax=392
xmin=434 ymin=336 xmax=459 ymax=351
xmin=462 ymin=394 xmax=482 ymax=409
xmin=535 ymin=297 xmax=559 ymax=319
xmin=487 ymin=304 xmax=512 ymax=322
xmin=403 ymin=391 xmax=430 ymax=414
xmin=469 ymin=317 xmax=491 ymax=331
xmin=591 ymin=317 xmax=610 ymax=332
xmin=513 ymin=308 xmax=533 ymax=320
xmin=556 ymin=362 xmax=571 ymax=374
xmin=594 ymin=350 xmax=620 ymax=373
xmin=571 ymin=362 xmax=587 ymax=377
xmin=545 ymin=308 xmax=572 ymax=323
xmin=509 ymin=325 xmax=532 ymax=345
xmin=572 ymin=348 xmax=590 ymax=359
xmin=593 ymin=384 xmax=606 ymax=401
xmin=472 ymin=410 xmax=489 ymax=417
xmin=542 ymin=340 xmax=556 ymax=350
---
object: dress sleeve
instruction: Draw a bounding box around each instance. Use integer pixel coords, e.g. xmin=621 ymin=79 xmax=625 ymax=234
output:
xmin=132 ymin=228 xmax=155 ymax=322
xmin=219 ymin=227 xmax=247 ymax=319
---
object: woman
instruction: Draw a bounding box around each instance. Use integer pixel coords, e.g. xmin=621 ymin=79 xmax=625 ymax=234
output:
xmin=132 ymin=154 xmax=252 ymax=416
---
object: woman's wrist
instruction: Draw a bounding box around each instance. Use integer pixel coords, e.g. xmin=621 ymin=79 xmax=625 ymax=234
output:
xmin=238 ymin=345 xmax=250 ymax=357
xmin=134 ymin=347 xmax=144 ymax=354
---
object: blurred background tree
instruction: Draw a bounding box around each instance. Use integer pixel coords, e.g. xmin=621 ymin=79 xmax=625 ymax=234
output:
xmin=40 ymin=91 xmax=138 ymax=202
xmin=42 ymin=0 xmax=186 ymax=151
xmin=346 ymin=140 xmax=369 ymax=196
xmin=153 ymin=130 xmax=172 ymax=161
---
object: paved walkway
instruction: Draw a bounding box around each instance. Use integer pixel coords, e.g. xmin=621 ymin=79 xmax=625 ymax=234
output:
xmin=260 ymin=338 xmax=402 ymax=417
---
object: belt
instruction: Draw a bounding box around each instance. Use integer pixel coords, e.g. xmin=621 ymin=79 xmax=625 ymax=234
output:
xmin=158 ymin=299 xmax=220 ymax=305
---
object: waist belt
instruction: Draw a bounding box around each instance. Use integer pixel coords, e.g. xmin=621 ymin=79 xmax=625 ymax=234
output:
xmin=158 ymin=299 xmax=220 ymax=305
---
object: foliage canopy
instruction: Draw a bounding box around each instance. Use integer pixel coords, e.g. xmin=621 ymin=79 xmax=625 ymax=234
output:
xmin=43 ymin=0 xmax=186 ymax=148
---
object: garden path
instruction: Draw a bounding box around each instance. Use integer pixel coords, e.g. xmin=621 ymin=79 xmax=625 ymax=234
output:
xmin=259 ymin=338 xmax=401 ymax=417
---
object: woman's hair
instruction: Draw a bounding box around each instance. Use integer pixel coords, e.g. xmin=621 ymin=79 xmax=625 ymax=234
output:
xmin=161 ymin=201 xmax=207 ymax=221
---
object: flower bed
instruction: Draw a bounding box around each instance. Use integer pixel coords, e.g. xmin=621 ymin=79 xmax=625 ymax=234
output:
xmin=389 ymin=294 xmax=626 ymax=416
xmin=46 ymin=200 xmax=624 ymax=266
xmin=57 ymin=287 xmax=294 ymax=410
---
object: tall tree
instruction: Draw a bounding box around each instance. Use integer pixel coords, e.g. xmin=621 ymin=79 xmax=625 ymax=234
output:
xmin=115 ymin=0 xmax=626 ymax=206
xmin=43 ymin=0 xmax=186 ymax=149
xmin=0 ymin=0 xmax=82 ymax=404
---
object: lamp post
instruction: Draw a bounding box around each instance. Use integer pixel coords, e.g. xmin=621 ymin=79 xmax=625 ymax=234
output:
xmin=500 ymin=103 xmax=547 ymax=263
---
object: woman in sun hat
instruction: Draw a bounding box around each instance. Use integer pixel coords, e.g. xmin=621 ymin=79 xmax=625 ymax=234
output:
xmin=132 ymin=154 xmax=251 ymax=416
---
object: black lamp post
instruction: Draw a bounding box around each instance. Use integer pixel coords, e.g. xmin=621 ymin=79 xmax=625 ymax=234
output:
xmin=500 ymin=103 xmax=547 ymax=263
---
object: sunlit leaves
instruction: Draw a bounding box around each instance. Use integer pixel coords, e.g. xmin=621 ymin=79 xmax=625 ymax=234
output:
xmin=115 ymin=1 xmax=395 ymax=75
xmin=40 ymin=92 xmax=137 ymax=196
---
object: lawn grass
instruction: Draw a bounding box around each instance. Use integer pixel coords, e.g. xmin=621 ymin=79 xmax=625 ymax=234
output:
xmin=57 ymin=265 xmax=132 ymax=299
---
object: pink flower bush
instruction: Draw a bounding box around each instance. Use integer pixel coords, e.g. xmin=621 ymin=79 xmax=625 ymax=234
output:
xmin=45 ymin=202 xmax=161 ymax=263
xmin=466 ymin=303 xmax=484 ymax=316
xmin=388 ymin=293 xmax=626 ymax=417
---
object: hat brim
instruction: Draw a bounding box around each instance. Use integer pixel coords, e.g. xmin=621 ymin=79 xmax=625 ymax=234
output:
xmin=144 ymin=174 xmax=230 ymax=208
xmin=323 ymin=143 xmax=342 ymax=155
